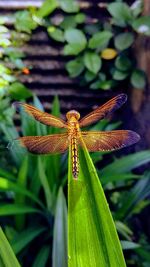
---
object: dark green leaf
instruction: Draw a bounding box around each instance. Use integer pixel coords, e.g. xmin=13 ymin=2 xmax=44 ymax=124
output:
xmin=131 ymin=69 xmax=146 ymax=89
xmin=32 ymin=246 xmax=50 ymax=267
xmin=60 ymin=16 xmax=77 ymax=30
xmin=115 ymin=55 xmax=132 ymax=71
xmin=114 ymin=33 xmax=134 ymax=50
xmin=12 ymin=227 xmax=46 ymax=254
xmin=84 ymin=52 xmax=102 ymax=74
xmin=101 ymin=151 xmax=150 ymax=176
xmin=0 ymin=204 xmax=41 ymax=216
xmin=52 ymin=188 xmax=67 ymax=267
xmin=131 ymin=0 xmax=143 ymax=18
xmin=89 ymin=31 xmax=113 ymax=49
xmin=75 ymin=13 xmax=86 ymax=24
xmin=84 ymin=70 xmax=96 ymax=82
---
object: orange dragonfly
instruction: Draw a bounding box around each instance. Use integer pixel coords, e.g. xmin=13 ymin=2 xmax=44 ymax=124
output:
xmin=13 ymin=94 xmax=140 ymax=179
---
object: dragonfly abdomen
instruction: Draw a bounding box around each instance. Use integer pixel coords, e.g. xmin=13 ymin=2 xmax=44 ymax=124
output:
xmin=71 ymin=136 xmax=79 ymax=179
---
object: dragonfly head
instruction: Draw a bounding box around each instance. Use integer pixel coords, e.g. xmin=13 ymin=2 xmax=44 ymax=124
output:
xmin=66 ymin=110 xmax=80 ymax=121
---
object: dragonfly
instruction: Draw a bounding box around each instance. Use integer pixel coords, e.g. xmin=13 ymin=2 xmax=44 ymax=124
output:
xmin=12 ymin=94 xmax=140 ymax=179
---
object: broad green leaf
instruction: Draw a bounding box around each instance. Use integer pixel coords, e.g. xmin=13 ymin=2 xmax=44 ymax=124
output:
xmin=64 ymin=29 xmax=87 ymax=55
xmin=107 ymin=3 xmax=133 ymax=26
xmin=0 ymin=177 xmax=44 ymax=208
xmin=14 ymin=11 xmax=37 ymax=33
xmin=9 ymin=82 xmax=32 ymax=100
xmin=66 ymin=57 xmax=84 ymax=77
xmin=84 ymin=70 xmax=96 ymax=82
xmin=132 ymin=16 xmax=150 ymax=35
xmin=115 ymin=55 xmax=132 ymax=71
xmin=101 ymin=151 xmax=150 ymax=176
xmin=0 ymin=227 xmax=21 ymax=267
xmin=52 ymin=188 xmax=67 ymax=267
xmin=112 ymin=69 xmax=128 ymax=80
xmin=100 ymin=173 xmax=140 ymax=185
xmin=89 ymin=31 xmax=113 ymax=49
xmin=32 ymin=246 xmax=50 ymax=267
xmin=11 ymin=227 xmax=46 ymax=254
xmin=48 ymin=27 xmax=65 ymax=42
xmin=60 ymin=16 xmax=76 ymax=30
xmin=0 ymin=204 xmax=41 ymax=216
xmin=68 ymin=144 xmax=126 ymax=267
xmin=131 ymin=69 xmax=146 ymax=89
xmin=58 ymin=0 xmax=79 ymax=13
xmin=114 ymin=33 xmax=134 ymax=51
xmin=75 ymin=13 xmax=86 ymax=24
xmin=36 ymin=0 xmax=58 ymax=18
xmin=84 ymin=52 xmax=102 ymax=74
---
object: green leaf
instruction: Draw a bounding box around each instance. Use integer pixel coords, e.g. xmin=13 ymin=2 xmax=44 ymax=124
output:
xmin=0 ymin=177 xmax=44 ymax=208
xmin=121 ymin=241 xmax=140 ymax=250
xmin=64 ymin=29 xmax=87 ymax=55
xmin=89 ymin=31 xmax=113 ymax=49
xmin=60 ymin=16 xmax=77 ymax=30
xmin=11 ymin=227 xmax=46 ymax=254
xmin=68 ymin=144 xmax=126 ymax=267
xmin=66 ymin=58 xmax=84 ymax=77
xmin=52 ymin=188 xmax=67 ymax=267
xmin=84 ymin=52 xmax=102 ymax=74
xmin=37 ymin=157 xmax=52 ymax=210
xmin=107 ymin=3 xmax=133 ymax=26
xmin=0 ymin=227 xmax=21 ymax=267
xmin=90 ymin=80 xmax=113 ymax=90
xmin=132 ymin=16 xmax=150 ymax=35
xmin=48 ymin=27 xmax=65 ymax=42
xmin=58 ymin=0 xmax=79 ymax=13
xmin=100 ymin=173 xmax=140 ymax=185
xmin=115 ymin=55 xmax=132 ymax=71
xmin=114 ymin=33 xmax=134 ymax=51
xmin=15 ymin=156 xmax=28 ymax=230
xmin=84 ymin=70 xmax=96 ymax=82
xmin=112 ymin=69 xmax=128 ymax=80
xmin=14 ymin=11 xmax=37 ymax=33
xmin=131 ymin=69 xmax=146 ymax=89
xmin=36 ymin=0 xmax=58 ymax=18
xmin=75 ymin=13 xmax=86 ymax=24
xmin=32 ymin=246 xmax=50 ymax=267
xmin=101 ymin=151 xmax=150 ymax=177
xmin=9 ymin=82 xmax=32 ymax=100
xmin=0 ymin=204 xmax=41 ymax=216
xmin=131 ymin=0 xmax=143 ymax=18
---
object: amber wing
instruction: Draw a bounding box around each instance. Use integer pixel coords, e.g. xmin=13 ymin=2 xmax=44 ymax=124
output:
xmin=13 ymin=102 xmax=67 ymax=128
xmin=80 ymin=130 xmax=140 ymax=151
xmin=79 ymin=94 xmax=127 ymax=128
xmin=13 ymin=133 xmax=69 ymax=154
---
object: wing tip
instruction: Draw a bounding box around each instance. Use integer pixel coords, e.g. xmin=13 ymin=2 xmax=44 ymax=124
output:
xmin=117 ymin=93 xmax=127 ymax=104
xmin=127 ymin=130 xmax=141 ymax=146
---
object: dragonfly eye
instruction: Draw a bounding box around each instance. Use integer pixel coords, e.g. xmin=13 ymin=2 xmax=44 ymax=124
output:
xmin=66 ymin=110 xmax=80 ymax=120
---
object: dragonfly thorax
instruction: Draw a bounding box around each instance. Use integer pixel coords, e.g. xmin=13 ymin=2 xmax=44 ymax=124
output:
xmin=66 ymin=110 xmax=80 ymax=121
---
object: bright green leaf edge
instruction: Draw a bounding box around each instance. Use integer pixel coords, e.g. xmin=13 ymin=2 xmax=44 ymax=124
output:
xmin=0 ymin=227 xmax=21 ymax=267
xmin=68 ymin=141 xmax=126 ymax=267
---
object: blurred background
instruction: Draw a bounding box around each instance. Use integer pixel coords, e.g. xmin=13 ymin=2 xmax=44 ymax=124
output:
xmin=0 ymin=0 xmax=150 ymax=266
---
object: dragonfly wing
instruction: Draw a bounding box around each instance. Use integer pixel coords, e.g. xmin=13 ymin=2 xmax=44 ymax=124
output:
xmin=80 ymin=130 xmax=140 ymax=151
xmin=13 ymin=102 xmax=67 ymax=128
xmin=79 ymin=94 xmax=127 ymax=128
xmin=10 ymin=133 xmax=69 ymax=154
